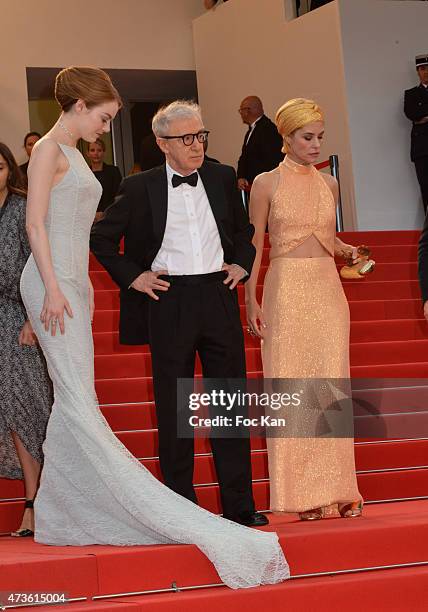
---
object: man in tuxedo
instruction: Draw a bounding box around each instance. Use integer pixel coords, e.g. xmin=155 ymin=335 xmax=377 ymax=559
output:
xmin=90 ymin=100 xmax=267 ymax=527
xmin=237 ymin=96 xmax=283 ymax=193
xmin=404 ymin=54 xmax=428 ymax=213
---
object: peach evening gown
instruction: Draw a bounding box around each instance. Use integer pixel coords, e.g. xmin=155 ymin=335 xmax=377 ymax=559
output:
xmin=20 ymin=141 xmax=289 ymax=589
xmin=262 ymin=156 xmax=362 ymax=514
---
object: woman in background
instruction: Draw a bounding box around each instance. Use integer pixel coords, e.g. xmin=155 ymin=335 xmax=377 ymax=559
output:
xmin=245 ymin=98 xmax=363 ymax=520
xmin=19 ymin=132 xmax=41 ymax=183
xmin=86 ymin=138 xmax=122 ymax=221
xmin=0 ymin=142 xmax=52 ymax=536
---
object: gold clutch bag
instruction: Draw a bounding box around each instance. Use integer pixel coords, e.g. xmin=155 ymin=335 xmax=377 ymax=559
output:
xmin=340 ymin=245 xmax=375 ymax=280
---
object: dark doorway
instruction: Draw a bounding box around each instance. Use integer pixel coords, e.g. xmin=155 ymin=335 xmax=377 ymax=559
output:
xmin=26 ymin=67 xmax=198 ymax=175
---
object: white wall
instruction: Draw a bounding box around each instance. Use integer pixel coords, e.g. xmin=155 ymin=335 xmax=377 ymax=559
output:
xmin=339 ymin=0 xmax=428 ymax=229
xmin=193 ymin=0 xmax=358 ymax=229
xmin=194 ymin=0 xmax=428 ymax=230
xmin=0 ymin=0 xmax=204 ymax=164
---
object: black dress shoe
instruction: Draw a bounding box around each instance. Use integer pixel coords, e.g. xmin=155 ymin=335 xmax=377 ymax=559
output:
xmin=225 ymin=511 xmax=269 ymax=527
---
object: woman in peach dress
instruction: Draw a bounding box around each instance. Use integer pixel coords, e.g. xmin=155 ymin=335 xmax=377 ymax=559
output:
xmin=245 ymin=98 xmax=363 ymax=520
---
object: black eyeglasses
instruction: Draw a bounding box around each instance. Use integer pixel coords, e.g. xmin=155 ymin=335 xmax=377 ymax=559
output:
xmin=161 ymin=130 xmax=210 ymax=146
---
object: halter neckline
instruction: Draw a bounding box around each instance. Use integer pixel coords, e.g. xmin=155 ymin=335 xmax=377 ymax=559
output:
xmin=283 ymin=156 xmax=313 ymax=175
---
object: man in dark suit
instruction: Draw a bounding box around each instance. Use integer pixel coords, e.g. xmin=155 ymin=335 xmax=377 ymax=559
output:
xmin=310 ymin=0 xmax=333 ymax=11
xmin=237 ymin=96 xmax=283 ymax=193
xmin=404 ymin=54 xmax=428 ymax=213
xmin=90 ymin=100 xmax=267 ymax=527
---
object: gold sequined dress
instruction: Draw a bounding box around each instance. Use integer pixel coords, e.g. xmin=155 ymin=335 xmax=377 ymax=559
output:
xmin=262 ymin=156 xmax=362 ymax=513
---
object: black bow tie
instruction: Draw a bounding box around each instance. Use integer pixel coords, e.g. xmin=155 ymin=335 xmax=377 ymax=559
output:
xmin=171 ymin=172 xmax=198 ymax=188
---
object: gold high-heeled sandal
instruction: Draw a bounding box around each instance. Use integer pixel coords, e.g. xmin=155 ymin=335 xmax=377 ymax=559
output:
xmin=338 ymin=501 xmax=363 ymax=518
xmin=299 ymin=507 xmax=324 ymax=521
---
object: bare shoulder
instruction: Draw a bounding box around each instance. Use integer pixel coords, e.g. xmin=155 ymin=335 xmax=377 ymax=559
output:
xmin=252 ymin=167 xmax=279 ymax=198
xmin=33 ymin=137 xmax=62 ymax=154
xmin=320 ymin=172 xmax=338 ymax=200
xmin=28 ymin=139 xmax=69 ymax=181
xmin=320 ymin=172 xmax=338 ymax=189
xmin=31 ymin=138 xmax=62 ymax=162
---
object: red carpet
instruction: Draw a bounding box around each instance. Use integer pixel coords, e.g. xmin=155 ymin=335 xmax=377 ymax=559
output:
xmin=1 ymin=230 xmax=428 ymax=610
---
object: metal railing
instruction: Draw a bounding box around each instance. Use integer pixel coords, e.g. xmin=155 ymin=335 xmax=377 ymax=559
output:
xmin=315 ymin=154 xmax=344 ymax=231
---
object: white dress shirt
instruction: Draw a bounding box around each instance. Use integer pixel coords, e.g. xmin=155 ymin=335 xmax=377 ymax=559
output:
xmin=151 ymin=163 xmax=224 ymax=275
xmin=245 ymin=115 xmax=262 ymax=145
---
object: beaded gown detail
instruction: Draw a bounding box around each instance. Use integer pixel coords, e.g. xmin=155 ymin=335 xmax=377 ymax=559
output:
xmin=262 ymin=156 xmax=362 ymax=513
xmin=20 ymin=142 xmax=289 ymax=589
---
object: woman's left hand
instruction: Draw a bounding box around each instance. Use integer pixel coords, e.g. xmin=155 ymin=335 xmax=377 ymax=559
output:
xmin=342 ymin=244 xmax=360 ymax=265
xmin=88 ymin=280 xmax=95 ymax=323
xmin=19 ymin=320 xmax=38 ymax=346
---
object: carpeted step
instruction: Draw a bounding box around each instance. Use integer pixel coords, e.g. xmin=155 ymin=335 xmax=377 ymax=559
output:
xmin=351 ymin=362 xmax=428 ymax=378
xmin=96 ymin=377 xmax=155 ymax=404
xmin=92 ymin=318 xmax=428 ymax=353
xmin=95 ymin=565 xmax=428 ymax=611
xmin=94 ymin=364 xmax=428 ymax=405
xmin=1 ymin=501 xmax=427 ymax=604
xmin=93 ymin=281 xmax=423 ymax=320
xmin=2 ymin=471 xmax=427 ymax=534
xmin=350 ymin=339 xmax=428 ymax=365
xmin=343 ymin=280 xmax=421 ymax=301
xmin=194 ymin=471 xmax=428 ymax=513
xmin=41 ymin=565 xmax=428 ymax=612
xmin=350 ymin=319 xmax=428 ymax=342
xmin=338 ymin=230 xmax=420 ymax=245
xmin=349 ymin=299 xmax=423 ymax=321
xmin=341 ymin=262 xmax=418 ymax=282
xmin=94 ymin=289 xmax=424 ymax=319
xmin=101 ymin=402 xmax=157 ymax=430
xmin=92 ymin=300 xmax=428 ymax=334
xmin=100 ymin=395 xmax=428 ymax=429
xmin=94 ymin=289 xmax=120 ymax=310
xmin=93 ymin=292 xmax=428 ymax=340
xmin=2 ymin=439 xmax=426 ymax=503
xmin=92 ymin=340 xmax=428 ymax=379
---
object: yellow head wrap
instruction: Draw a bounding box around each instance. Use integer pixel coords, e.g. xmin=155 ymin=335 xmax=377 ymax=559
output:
xmin=275 ymin=98 xmax=324 ymax=154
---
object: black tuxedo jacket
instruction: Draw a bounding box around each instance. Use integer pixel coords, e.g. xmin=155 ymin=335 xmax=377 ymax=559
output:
xmin=404 ymin=84 xmax=428 ymax=161
xmin=237 ymin=114 xmax=284 ymax=183
xmin=90 ymin=161 xmax=255 ymax=345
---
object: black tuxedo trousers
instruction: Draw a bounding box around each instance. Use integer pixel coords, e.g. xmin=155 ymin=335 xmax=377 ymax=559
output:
xmin=148 ymin=272 xmax=255 ymax=518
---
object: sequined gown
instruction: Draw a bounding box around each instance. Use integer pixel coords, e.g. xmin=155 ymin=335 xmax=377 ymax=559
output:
xmin=262 ymin=156 xmax=362 ymax=513
xmin=20 ymin=142 xmax=289 ymax=589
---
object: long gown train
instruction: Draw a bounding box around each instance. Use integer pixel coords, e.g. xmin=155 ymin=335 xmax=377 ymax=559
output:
xmin=20 ymin=142 xmax=289 ymax=589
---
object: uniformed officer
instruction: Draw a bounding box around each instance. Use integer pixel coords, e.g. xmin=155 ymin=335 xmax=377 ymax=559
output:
xmin=404 ymin=54 xmax=428 ymax=213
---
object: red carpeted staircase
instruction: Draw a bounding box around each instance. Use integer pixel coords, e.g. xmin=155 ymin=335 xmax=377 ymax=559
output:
xmin=1 ymin=230 xmax=428 ymax=611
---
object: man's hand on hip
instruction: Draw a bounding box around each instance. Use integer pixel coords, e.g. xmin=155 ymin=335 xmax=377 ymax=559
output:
xmin=222 ymin=263 xmax=247 ymax=290
xmin=131 ymin=270 xmax=170 ymax=301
